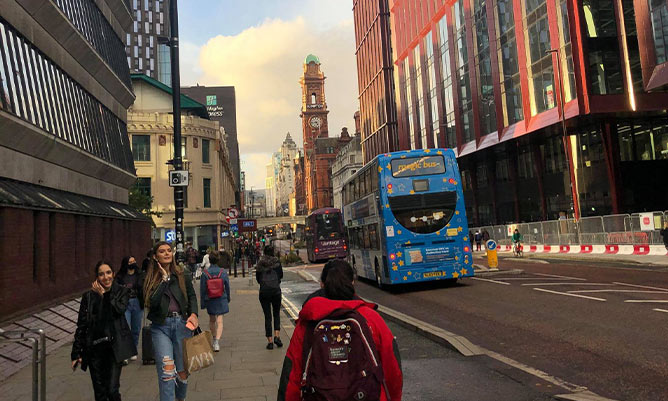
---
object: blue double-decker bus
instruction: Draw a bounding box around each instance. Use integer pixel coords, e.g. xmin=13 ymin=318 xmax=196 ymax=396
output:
xmin=341 ymin=149 xmax=473 ymax=287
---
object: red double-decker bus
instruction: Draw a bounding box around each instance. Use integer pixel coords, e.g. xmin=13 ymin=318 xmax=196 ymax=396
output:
xmin=305 ymin=208 xmax=348 ymax=263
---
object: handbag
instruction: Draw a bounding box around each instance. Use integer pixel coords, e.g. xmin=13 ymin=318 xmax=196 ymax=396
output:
xmin=141 ymin=313 xmax=155 ymax=365
xmin=183 ymin=327 xmax=214 ymax=373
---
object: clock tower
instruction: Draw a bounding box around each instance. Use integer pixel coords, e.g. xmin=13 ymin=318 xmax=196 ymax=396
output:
xmin=300 ymin=55 xmax=331 ymax=212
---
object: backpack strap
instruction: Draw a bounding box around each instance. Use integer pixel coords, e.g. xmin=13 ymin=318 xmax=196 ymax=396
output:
xmin=215 ymin=270 xmax=223 ymax=279
xmin=203 ymin=269 xmax=213 ymax=279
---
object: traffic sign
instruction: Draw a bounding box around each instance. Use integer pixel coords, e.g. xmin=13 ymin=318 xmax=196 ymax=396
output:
xmin=229 ymin=218 xmax=238 ymax=225
xmin=486 ymin=240 xmax=499 ymax=270
xmin=230 ymin=224 xmax=238 ymax=232
xmin=228 ymin=208 xmax=239 ymax=219
xmin=486 ymin=240 xmax=497 ymax=251
xmin=169 ymin=170 xmax=189 ymax=187
xmin=165 ymin=230 xmax=176 ymax=242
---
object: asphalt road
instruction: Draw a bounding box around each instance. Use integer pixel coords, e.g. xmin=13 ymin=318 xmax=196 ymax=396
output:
xmin=280 ymin=270 xmax=560 ymax=401
xmin=339 ymin=256 xmax=668 ymax=401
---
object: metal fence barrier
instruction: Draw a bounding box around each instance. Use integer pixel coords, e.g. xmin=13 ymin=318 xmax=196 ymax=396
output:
xmin=471 ymin=211 xmax=668 ymax=246
xmin=0 ymin=328 xmax=46 ymax=401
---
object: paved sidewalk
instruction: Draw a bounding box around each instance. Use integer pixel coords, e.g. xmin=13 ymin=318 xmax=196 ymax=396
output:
xmin=0 ymin=276 xmax=293 ymax=401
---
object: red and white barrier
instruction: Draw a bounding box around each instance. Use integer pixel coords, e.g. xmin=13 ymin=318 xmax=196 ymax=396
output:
xmin=489 ymin=244 xmax=667 ymax=256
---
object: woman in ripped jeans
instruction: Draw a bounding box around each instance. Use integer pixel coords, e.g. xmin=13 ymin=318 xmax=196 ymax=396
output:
xmin=143 ymin=241 xmax=199 ymax=401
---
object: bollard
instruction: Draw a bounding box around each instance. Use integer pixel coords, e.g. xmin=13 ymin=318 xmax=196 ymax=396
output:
xmin=242 ymin=258 xmax=246 ymax=278
xmin=234 ymin=258 xmax=238 ymax=278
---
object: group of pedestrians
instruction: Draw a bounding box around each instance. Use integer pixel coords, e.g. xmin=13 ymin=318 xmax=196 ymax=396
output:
xmin=71 ymin=241 xmax=231 ymax=401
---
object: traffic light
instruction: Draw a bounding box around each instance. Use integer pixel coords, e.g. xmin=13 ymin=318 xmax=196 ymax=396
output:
xmin=261 ymin=237 xmax=266 ymax=243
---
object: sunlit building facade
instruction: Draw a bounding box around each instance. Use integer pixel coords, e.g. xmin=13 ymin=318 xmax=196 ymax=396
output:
xmin=390 ymin=0 xmax=668 ymax=225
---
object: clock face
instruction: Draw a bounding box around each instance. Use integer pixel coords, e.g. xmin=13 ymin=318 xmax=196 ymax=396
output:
xmin=310 ymin=116 xmax=322 ymax=129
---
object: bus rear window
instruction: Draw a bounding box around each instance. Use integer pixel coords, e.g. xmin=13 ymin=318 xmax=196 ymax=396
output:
xmin=316 ymin=213 xmax=342 ymax=240
xmin=391 ymin=156 xmax=446 ymax=178
xmin=389 ymin=191 xmax=457 ymax=234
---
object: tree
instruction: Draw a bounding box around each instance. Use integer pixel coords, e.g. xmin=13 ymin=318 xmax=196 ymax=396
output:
xmin=128 ymin=183 xmax=162 ymax=225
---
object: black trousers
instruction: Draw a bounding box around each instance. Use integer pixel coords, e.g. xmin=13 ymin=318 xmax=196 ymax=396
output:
xmin=259 ymin=291 xmax=282 ymax=338
xmin=88 ymin=344 xmax=122 ymax=401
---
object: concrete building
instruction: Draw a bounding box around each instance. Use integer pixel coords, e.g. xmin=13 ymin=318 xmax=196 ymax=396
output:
xmin=244 ymin=189 xmax=266 ymax=218
xmin=265 ymin=152 xmax=281 ymax=217
xmin=382 ymin=0 xmax=668 ymax=225
xmin=293 ymin=151 xmax=307 ymax=216
xmin=126 ymin=0 xmax=170 ymax=84
xmin=353 ymin=0 xmax=400 ymax=163
xmin=332 ymin=130 xmax=363 ymax=210
xmin=277 ymin=133 xmax=298 ymax=216
xmin=0 ymin=1 xmax=150 ymax=320
xmin=181 ymin=85 xmax=242 ymax=209
xmin=128 ymin=75 xmax=236 ymax=251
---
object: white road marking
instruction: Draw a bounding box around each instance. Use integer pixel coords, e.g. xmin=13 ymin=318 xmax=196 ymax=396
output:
xmin=624 ymin=300 xmax=668 ymax=303
xmin=500 ymin=277 xmax=582 ymax=281
xmin=470 ymin=277 xmax=510 ymax=285
xmin=568 ymin=290 xmax=667 ymax=294
xmin=653 ymin=308 xmax=668 ymax=313
xmin=612 ymin=282 xmax=668 ymax=293
xmin=532 ymin=273 xmax=586 ymax=281
xmin=534 ymin=288 xmax=607 ymax=301
xmin=521 ymin=282 xmax=610 ymax=286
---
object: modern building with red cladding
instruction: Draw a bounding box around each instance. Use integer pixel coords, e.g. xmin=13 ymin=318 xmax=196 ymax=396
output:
xmin=388 ymin=0 xmax=668 ymax=226
xmin=353 ymin=0 xmax=400 ymax=163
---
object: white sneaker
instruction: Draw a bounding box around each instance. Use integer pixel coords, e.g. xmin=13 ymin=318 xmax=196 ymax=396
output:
xmin=130 ymin=355 xmax=137 ymax=361
xmin=213 ymin=340 xmax=220 ymax=352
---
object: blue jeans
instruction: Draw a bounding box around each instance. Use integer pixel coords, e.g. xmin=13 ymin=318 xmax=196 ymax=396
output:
xmin=124 ymin=298 xmax=142 ymax=348
xmin=151 ymin=317 xmax=192 ymax=401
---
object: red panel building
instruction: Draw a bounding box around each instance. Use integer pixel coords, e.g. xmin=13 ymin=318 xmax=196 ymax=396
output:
xmin=353 ymin=0 xmax=401 ymax=163
xmin=388 ymin=0 xmax=668 ymax=225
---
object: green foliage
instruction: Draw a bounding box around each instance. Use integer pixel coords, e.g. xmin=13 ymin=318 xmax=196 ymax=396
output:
xmin=128 ymin=183 xmax=161 ymax=225
xmin=280 ymin=251 xmax=303 ymax=265
xmin=293 ymin=240 xmax=306 ymax=249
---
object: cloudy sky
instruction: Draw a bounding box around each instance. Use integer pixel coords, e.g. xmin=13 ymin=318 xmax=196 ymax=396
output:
xmin=178 ymin=1 xmax=358 ymax=190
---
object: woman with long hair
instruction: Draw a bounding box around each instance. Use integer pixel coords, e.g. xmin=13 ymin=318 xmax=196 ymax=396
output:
xmin=255 ymin=245 xmax=284 ymax=349
xmin=277 ymin=259 xmax=403 ymax=401
xmin=71 ymin=261 xmax=136 ymax=401
xmin=143 ymin=241 xmax=199 ymax=401
xmin=199 ymin=250 xmax=231 ymax=352
xmin=116 ymin=256 xmax=143 ymax=361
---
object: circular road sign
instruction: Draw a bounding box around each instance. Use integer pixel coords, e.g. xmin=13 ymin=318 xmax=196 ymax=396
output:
xmin=228 ymin=208 xmax=238 ymax=219
xmin=486 ymin=240 xmax=497 ymax=251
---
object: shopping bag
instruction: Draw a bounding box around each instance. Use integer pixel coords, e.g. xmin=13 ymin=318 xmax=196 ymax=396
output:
xmin=183 ymin=327 xmax=214 ymax=373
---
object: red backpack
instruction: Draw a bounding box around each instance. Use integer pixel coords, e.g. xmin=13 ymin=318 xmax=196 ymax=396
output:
xmin=301 ymin=309 xmax=386 ymax=401
xmin=203 ymin=270 xmax=224 ymax=299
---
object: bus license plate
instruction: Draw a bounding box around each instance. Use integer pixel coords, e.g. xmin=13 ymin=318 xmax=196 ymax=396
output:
xmin=423 ymin=271 xmax=445 ymax=278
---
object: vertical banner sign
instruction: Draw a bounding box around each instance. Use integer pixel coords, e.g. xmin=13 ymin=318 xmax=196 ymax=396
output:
xmin=639 ymin=213 xmax=654 ymax=231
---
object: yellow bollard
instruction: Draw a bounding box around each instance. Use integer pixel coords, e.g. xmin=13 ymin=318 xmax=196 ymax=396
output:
xmin=486 ymin=240 xmax=499 ymax=271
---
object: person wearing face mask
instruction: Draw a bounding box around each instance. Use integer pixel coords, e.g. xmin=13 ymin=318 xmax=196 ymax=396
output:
xmin=71 ymin=261 xmax=136 ymax=401
xmin=116 ymin=256 xmax=145 ymax=362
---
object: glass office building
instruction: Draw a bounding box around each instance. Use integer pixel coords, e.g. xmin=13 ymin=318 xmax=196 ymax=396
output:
xmin=389 ymin=0 xmax=668 ymax=225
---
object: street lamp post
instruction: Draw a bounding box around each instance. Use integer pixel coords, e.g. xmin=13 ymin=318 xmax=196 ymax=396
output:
xmin=547 ymin=48 xmax=580 ymax=221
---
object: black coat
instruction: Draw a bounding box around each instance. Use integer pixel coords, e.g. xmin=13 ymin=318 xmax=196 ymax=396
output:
xmin=146 ymin=272 xmax=198 ymax=325
xmin=71 ymin=282 xmax=136 ymax=369
xmin=115 ymin=270 xmax=145 ymax=309
xmin=255 ymin=256 xmax=283 ymax=295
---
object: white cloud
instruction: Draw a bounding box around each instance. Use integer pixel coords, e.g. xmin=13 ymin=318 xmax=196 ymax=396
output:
xmin=181 ymin=16 xmax=358 ymax=189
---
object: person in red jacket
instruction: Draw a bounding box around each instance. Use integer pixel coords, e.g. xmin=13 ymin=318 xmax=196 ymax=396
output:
xmin=277 ymin=260 xmax=403 ymax=401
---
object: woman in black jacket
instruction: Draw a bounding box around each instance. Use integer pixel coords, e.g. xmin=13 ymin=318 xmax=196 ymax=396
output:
xmin=255 ymin=245 xmax=284 ymax=349
xmin=71 ymin=261 xmax=136 ymax=401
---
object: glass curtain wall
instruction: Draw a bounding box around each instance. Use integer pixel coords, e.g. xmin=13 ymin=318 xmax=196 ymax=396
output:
xmin=472 ymin=0 xmax=497 ymax=135
xmin=453 ymin=0 xmax=475 ymax=143
xmin=622 ymin=1 xmax=644 ymax=92
xmin=649 ymin=0 xmax=668 ymax=64
xmin=557 ymin=0 xmax=576 ymax=101
xmin=426 ymin=32 xmax=440 ymax=148
xmin=582 ymin=1 xmax=623 ymax=95
xmin=495 ymin=0 xmax=523 ymax=126
xmin=415 ymin=45 xmax=427 ymax=149
xmin=523 ymin=0 xmax=555 ymax=115
xmin=404 ymin=56 xmax=417 ymax=150
xmin=438 ymin=16 xmax=457 ymax=148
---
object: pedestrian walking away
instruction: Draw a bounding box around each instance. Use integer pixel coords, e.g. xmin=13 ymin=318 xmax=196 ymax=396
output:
xmin=661 ymin=221 xmax=668 ymax=252
xmin=71 ymin=261 xmax=136 ymax=401
xmin=116 ymin=256 xmax=145 ymax=363
xmin=277 ymin=259 xmax=403 ymax=401
xmin=201 ymin=248 xmax=211 ymax=270
xmin=199 ymin=250 xmax=231 ymax=352
xmin=143 ymin=241 xmax=199 ymax=401
xmin=255 ymin=245 xmax=284 ymax=350
xmin=474 ymin=230 xmax=482 ymax=251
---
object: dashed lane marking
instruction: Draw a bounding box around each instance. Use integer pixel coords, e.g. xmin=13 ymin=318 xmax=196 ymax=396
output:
xmin=568 ymin=290 xmax=668 ymax=294
xmin=533 ymin=288 xmax=607 ymax=302
xmin=521 ymin=282 xmax=610 ymax=286
xmin=624 ymin=300 xmax=668 ymax=303
xmin=612 ymin=282 xmax=668 ymax=292
xmin=500 ymin=277 xmax=583 ymax=281
xmin=470 ymin=277 xmax=510 ymax=285
xmin=532 ymin=273 xmax=587 ymax=281
xmin=652 ymin=308 xmax=668 ymax=313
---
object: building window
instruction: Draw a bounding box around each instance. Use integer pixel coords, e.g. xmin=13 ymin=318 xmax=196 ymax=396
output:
xmin=649 ymin=0 xmax=668 ymax=64
xmin=202 ymin=139 xmax=210 ymax=164
xmin=438 ymin=15 xmax=457 ymax=148
xmin=203 ymin=178 xmax=211 ymax=208
xmin=583 ymin=1 xmax=622 ymax=95
xmin=311 ymin=93 xmax=317 ymax=104
xmin=473 ymin=0 xmax=497 ymax=135
xmin=181 ymin=137 xmax=187 ymax=159
xmin=415 ymin=45 xmax=427 ymax=149
xmin=136 ymin=177 xmax=151 ymax=197
xmin=426 ymin=31 xmax=439 ymax=147
xmin=132 ymin=135 xmax=150 ymax=161
xmin=495 ymin=0 xmax=524 ymax=125
xmin=523 ymin=0 xmax=555 ymax=115
xmin=454 ymin=0 xmax=475 ymax=143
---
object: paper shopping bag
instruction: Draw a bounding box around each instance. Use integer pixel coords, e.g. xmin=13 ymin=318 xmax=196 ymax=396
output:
xmin=183 ymin=327 xmax=214 ymax=373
